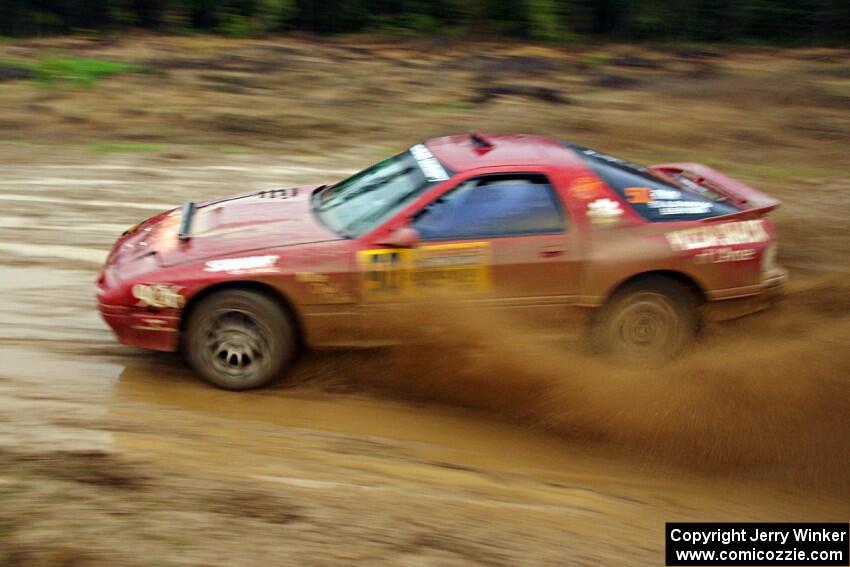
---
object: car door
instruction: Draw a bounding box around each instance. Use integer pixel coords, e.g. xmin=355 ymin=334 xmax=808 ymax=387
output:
xmin=356 ymin=168 xmax=582 ymax=338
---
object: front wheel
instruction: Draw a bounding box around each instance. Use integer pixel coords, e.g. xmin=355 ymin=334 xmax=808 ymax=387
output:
xmin=591 ymin=276 xmax=698 ymax=363
xmin=185 ymin=289 xmax=297 ymax=390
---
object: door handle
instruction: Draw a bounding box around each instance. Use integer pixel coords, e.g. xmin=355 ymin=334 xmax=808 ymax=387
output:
xmin=538 ymin=247 xmax=565 ymax=259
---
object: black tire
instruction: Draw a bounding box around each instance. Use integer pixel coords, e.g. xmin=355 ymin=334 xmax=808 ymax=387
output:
xmin=185 ymin=289 xmax=296 ymax=390
xmin=591 ymin=276 xmax=698 ymax=363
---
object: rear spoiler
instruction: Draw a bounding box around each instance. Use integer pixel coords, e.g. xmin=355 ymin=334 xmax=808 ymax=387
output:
xmin=650 ymin=162 xmax=780 ymax=222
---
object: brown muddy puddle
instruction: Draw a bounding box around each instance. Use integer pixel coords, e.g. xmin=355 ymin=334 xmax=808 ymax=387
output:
xmin=6 ymin=341 xmax=843 ymax=544
xmin=65 ymin=349 xmax=831 ymax=520
xmin=113 ymin=358 xmax=620 ymax=484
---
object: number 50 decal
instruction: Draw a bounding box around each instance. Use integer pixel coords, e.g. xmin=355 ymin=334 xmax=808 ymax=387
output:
xmin=358 ymin=243 xmax=491 ymax=302
xmin=358 ymin=249 xmax=413 ymax=300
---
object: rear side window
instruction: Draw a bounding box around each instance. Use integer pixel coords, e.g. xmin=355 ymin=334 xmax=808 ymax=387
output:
xmin=413 ymin=174 xmax=565 ymax=240
xmin=565 ymin=143 xmax=740 ymax=222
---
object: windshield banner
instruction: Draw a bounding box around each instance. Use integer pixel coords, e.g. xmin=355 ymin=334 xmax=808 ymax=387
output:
xmin=410 ymin=144 xmax=449 ymax=182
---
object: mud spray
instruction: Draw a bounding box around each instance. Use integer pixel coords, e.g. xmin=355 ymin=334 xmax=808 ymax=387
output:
xmin=298 ymin=275 xmax=850 ymax=492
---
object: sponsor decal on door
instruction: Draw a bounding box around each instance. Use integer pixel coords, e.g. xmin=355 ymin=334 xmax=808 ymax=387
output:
xmin=358 ymin=242 xmax=491 ymax=301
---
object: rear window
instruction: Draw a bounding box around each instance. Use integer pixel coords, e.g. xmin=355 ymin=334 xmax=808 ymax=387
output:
xmin=563 ymin=143 xmax=740 ymax=222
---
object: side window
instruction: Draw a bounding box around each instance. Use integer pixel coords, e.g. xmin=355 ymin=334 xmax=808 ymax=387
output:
xmin=582 ymin=159 xmax=739 ymax=222
xmin=412 ymin=174 xmax=565 ymax=240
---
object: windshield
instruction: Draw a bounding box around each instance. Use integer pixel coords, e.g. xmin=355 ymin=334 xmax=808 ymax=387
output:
xmin=313 ymin=144 xmax=451 ymax=237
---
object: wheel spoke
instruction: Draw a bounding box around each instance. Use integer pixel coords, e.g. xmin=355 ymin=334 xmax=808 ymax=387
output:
xmin=612 ymin=293 xmax=678 ymax=358
xmin=203 ymin=310 xmax=270 ymax=378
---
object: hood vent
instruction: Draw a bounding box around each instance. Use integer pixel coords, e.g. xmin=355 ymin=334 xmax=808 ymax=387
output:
xmin=258 ymin=188 xmax=299 ymax=199
xmin=199 ymin=187 xmax=301 ymax=209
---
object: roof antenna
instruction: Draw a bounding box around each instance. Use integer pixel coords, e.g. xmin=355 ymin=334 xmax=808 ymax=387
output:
xmin=469 ymin=131 xmax=494 ymax=153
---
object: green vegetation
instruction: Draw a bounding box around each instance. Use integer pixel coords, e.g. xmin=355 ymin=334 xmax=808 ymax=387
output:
xmin=201 ymin=144 xmax=249 ymax=154
xmin=33 ymin=57 xmax=151 ymax=87
xmin=581 ymin=53 xmax=609 ymax=68
xmin=0 ymin=57 xmax=151 ymax=87
xmin=428 ymin=100 xmax=475 ymax=113
xmin=87 ymin=142 xmax=258 ymax=154
xmin=0 ymin=1 xmax=848 ymax=45
xmin=88 ymin=141 xmax=166 ymax=153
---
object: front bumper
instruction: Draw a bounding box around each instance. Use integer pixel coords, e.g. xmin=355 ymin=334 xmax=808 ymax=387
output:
xmin=99 ymin=303 xmax=181 ymax=352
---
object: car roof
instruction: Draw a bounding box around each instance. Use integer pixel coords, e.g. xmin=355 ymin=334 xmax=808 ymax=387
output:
xmin=424 ymin=133 xmax=584 ymax=173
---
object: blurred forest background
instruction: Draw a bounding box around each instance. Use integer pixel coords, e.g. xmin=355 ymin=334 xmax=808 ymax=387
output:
xmin=1 ymin=0 xmax=849 ymax=44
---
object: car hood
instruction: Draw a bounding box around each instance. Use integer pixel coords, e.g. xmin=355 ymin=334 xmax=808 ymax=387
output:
xmin=123 ymin=185 xmax=342 ymax=267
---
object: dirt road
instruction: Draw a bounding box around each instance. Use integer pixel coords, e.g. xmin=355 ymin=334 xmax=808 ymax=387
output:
xmin=0 ymin=144 xmax=848 ymax=566
xmin=1 ymin=36 xmax=849 ymax=565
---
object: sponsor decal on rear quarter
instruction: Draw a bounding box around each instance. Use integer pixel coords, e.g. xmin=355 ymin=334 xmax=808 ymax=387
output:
xmin=694 ymin=247 xmax=757 ymax=264
xmin=666 ymin=220 xmax=769 ymax=251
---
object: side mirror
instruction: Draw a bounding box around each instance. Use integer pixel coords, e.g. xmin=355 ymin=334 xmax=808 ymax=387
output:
xmin=376 ymin=226 xmax=420 ymax=248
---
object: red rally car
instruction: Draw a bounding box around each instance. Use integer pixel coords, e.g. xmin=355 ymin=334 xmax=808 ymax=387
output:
xmin=97 ymin=133 xmax=787 ymax=390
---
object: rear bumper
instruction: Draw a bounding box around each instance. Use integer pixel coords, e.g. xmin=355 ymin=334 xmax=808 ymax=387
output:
xmin=703 ymin=268 xmax=787 ymax=321
xmin=99 ymin=303 xmax=181 ymax=352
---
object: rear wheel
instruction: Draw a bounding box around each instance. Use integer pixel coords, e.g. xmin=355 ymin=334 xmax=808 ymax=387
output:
xmin=591 ymin=276 xmax=698 ymax=363
xmin=185 ymin=289 xmax=296 ymax=390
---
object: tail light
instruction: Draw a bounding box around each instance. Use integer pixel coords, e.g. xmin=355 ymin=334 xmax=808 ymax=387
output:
xmin=762 ymin=243 xmax=779 ymax=277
